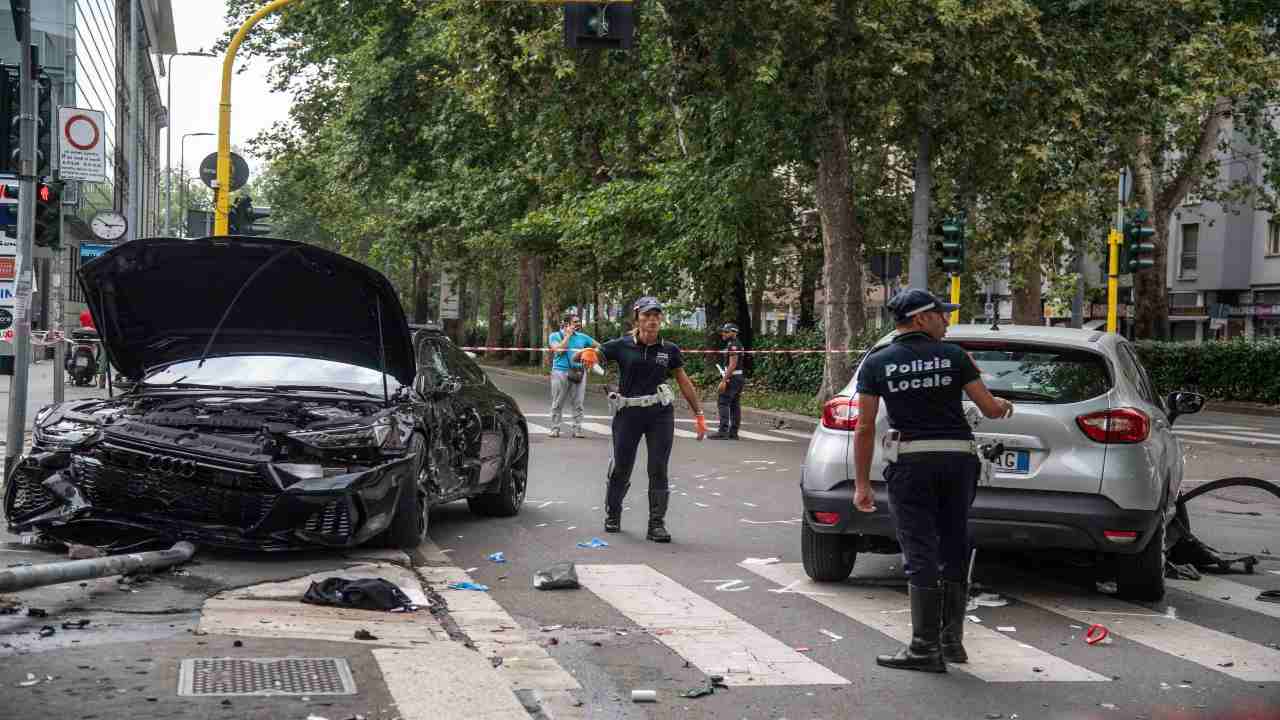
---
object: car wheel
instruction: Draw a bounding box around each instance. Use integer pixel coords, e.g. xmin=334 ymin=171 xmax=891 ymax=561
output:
xmin=801 ymin=522 xmax=857 ymax=582
xmin=467 ymin=430 xmax=527 ymax=518
xmin=376 ymin=434 xmax=430 ymax=550
xmin=1117 ymin=519 xmax=1166 ymax=602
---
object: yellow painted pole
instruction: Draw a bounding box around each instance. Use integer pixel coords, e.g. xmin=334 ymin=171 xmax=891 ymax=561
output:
xmin=215 ymin=0 xmax=299 ymax=234
xmin=1106 ymin=228 xmax=1120 ymax=333
xmin=949 ymin=274 xmax=961 ymax=325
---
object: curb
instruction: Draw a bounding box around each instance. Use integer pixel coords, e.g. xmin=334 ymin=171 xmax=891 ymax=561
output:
xmin=1204 ymin=401 xmax=1280 ymax=418
xmin=480 ymin=363 xmax=820 ymax=433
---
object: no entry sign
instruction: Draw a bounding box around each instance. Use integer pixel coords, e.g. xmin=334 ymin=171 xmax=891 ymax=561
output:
xmin=58 ymin=107 xmax=107 ymax=183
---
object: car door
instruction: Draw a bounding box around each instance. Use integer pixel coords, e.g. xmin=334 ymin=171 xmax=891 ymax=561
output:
xmin=439 ymin=341 xmax=505 ymax=489
xmin=1119 ymin=342 xmax=1179 ymax=509
xmin=414 ymin=335 xmax=468 ymax=498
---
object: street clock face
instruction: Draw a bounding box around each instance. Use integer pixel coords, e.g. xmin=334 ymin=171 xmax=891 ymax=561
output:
xmin=90 ymin=211 xmax=128 ymax=241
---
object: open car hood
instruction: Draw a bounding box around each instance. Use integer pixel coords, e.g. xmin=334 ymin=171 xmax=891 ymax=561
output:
xmin=79 ymin=237 xmax=415 ymax=385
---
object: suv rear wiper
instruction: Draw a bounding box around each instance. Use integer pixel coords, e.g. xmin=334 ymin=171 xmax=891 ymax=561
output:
xmin=990 ymin=389 xmax=1055 ymax=401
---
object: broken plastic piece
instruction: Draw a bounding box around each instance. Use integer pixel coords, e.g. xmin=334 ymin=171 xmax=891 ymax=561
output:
xmin=576 ymin=538 xmax=609 ymax=549
xmin=631 ymin=689 xmax=657 ymax=702
xmin=741 ymin=557 xmax=780 ymax=566
xmin=447 ymin=581 xmax=490 ymax=591
xmin=996 ymin=626 xmax=1017 ymax=633
xmin=819 ymin=629 xmax=843 ymax=641
xmin=1258 ymin=590 xmax=1280 ymax=604
xmin=60 ymin=619 xmax=90 ymax=630
xmin=540 ymin=625 xmax=564 ymax=632
xmin=488 ymin=552 xmax=507 ymax=563
xmin=533 ymin=561 xmax=580 ymax=590
xmin=17 ymin=673 xmax=40 ymax=688
xmin=681 ymin=684 xmax=714 ymax=698
xmin=353 ymin=629 xmax=378 ymax=641
xmin=1096 ymin=581 xmax=1118 ymax=595
xmin=1084 ymin=624 xmax=1110 ymax=645
xmin=966 ymin=615 xmax=983 ymax=624
xmin=26 ymin=608 xmax=48 ymax=618
xmin=972 ymin=592 xmax=1009 ymax=608
xmin=38 ymin=625 xmax=56 ymax=638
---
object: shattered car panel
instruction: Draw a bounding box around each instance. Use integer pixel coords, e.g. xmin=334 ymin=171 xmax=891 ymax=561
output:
xmin=5 ymin=238 xmax=529 ymax=551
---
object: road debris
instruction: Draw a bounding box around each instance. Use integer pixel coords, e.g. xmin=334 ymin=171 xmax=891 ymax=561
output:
xmin=794 ymin=646 xmax=811 ymax=652
xmin=26 ymin=608 xmax=47 ymax=618
xmin=487 ymin=552 xmax=507 ymax=563
xmin=1096 ymin=581 xmax=1118 ymax=595
xmin=1258 ymin=590 xmax=1280 ymax=604
xmin=741 ymin=557 xmax=780 ymax=566
xmin=819 ymin=629 xmax=843 ymax=641
xmin=576 ymin=538 xmax=609 ymax=549
xmin=534 ymin=561 xmax=580 ymax=590
xmin=967 ymin=615 xmax=983 ymax=624
xmin=16 ymin=673 xmax=41 ymax=687
xmin=353 ymin=629 xmax=378 ymax=641
xmin=540 ymin=625 xmax=564 ymax=632
xmin=632 ymin=689 xmax=657 ymax=702
xmin=67 ymin=544 xmax=103 ymax=560
xmin=447 ymin=581 xmax=490 ymax=591
xmin=60 ymin=619 xmax=90 ymax=630
xmin=1084 ymin=624 xmax=1110 ymax=645
xmin=38 ymin=625 xmax=55 ymax=638
xmin=302 ymin=578 xmax=417 ymax=612
xmin=971 ymin=592 xmax=1009 ymax=608
xmin=1100 ymin=703 xmax=1117 ymax=710
xmin=1218 ymin=661 xmax=1235 ymax=668
xmin=996 ymin=626 xmax=1017 ymax=633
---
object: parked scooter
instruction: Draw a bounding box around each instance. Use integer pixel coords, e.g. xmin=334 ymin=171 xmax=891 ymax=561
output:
xmin=66 ymin=328 xmax=100 ymax=386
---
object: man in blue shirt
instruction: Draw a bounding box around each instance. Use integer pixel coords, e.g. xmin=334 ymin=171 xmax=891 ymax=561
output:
xmin=548 ymin=312 xmax=602 ymax=438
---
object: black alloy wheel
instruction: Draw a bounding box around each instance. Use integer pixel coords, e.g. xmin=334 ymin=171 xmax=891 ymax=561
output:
xmin=468 ymin=430 xmax=527 ymax=517
xmin=376 ymin=433 xmax=430 ymax=549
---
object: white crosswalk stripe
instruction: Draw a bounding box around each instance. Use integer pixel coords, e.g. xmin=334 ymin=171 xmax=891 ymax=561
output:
xmin=1174 ymin=429 xmax=1280 ymax=446
xmin=578 ymin=421 xmax=614 ymax=437
xmin=1167 ymin=575 xmax=1280 ymax=621
xmin=1009 ymin=587 xmax=1280 ymax=682
xmin=576 ymin=564 xmax=849 ymax=686
xmin=741 ymin=563 xmax=1109 ymax=683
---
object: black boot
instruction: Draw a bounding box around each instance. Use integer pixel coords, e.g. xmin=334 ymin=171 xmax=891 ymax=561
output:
xmin=646 ymin=492 xmax=671 ymax=543
xmin=604 ymin=477 xmax=629 ymax=533
xmin=940 ymin=581 xmax=969 ymax=663
xmin=875 ymin=584 xmax=946 ymax=673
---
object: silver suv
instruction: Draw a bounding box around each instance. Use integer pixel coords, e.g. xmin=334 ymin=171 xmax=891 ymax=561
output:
xmin=799 ymin=325 xmax=1205 ymax=601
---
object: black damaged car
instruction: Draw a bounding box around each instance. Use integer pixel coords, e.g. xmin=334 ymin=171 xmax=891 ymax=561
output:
xmin=3 ymin=237 xmax=529 ymax=551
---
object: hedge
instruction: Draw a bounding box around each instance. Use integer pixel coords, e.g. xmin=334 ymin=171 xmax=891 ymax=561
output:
xmin=1135 ymin=339 xmax=1280 ymax=405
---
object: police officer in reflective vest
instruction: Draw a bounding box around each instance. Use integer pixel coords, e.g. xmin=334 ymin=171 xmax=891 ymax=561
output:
xmin=853 ymin=289 xmax=1013 ymax=673
xmin=710 ymin=322 xmax=744 ymax=440
xmin=578 ymin=297 xmax=707 ymax=541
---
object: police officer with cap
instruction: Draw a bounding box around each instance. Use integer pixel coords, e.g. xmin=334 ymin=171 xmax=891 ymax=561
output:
xmin=710 ymin=322 xmax=745 ymax=440
xmin=577 ymin=296 xmax=707 ymax=542
xmin=852 ymin=288 xmax=1013 ymax=673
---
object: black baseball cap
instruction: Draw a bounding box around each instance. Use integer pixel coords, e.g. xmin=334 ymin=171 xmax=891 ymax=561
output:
xmin=887 ymin=288 xmax=959 ymax=323
xmin=720 ymin=322 xmax=740 ymax=333
xmin=634 ymin=296 xmax=664 ymax=314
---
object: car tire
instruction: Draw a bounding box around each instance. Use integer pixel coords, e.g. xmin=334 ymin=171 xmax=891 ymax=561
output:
xmin=1117 ymin=519 xmax=1166 ymax=602
xmin=376 ymin=434 xmax=430 ymax=550
xmin=468 ymin=429 xmax=528 ymax=518
xmin=801 ymin=522 xmax=857 ymax=582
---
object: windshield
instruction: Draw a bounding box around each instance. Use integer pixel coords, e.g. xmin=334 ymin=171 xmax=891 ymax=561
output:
xmin=954 ymin=342 xmax=1112 ymax=404
xmin=142 ymin=355 xmax=404 ymax=394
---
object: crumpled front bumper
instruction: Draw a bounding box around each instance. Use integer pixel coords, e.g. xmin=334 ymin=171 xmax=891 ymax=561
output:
xmin=4 ymin=450 xmax=415 ymax=551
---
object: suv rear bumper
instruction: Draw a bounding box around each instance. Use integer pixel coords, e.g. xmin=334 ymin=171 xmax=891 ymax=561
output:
xmin=803 ymin=481 xmax=1161 ymax=555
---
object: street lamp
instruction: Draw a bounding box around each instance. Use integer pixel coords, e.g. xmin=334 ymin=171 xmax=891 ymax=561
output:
xmin=180 ymin=132 xmax=215 ymax=237
xmin=164 ymin=51 xmax=217 ymax=236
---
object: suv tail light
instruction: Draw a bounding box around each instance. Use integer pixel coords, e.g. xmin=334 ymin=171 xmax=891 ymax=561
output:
xmin=821 ymin=397 xmax=858 ymax=431
xmin=1076 ymin=408 xmax=1150 ymax=444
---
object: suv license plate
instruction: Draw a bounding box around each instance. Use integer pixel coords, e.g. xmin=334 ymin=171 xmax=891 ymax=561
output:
xmin=992 ymin=450 xmax=1030 ymax=474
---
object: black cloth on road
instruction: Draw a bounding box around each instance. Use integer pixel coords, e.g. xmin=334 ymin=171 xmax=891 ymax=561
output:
xmin=886 ymin=453 xmax=980 ymax=588
xmin=717 ymin=375 xmax=745 ymax=436
xmin=600 ymin=334 xmax=683 ymax=398
xmin=302 ymin=577 xmax=415 ymax=612
xmin=854 ymin=331 xmax=980 ymax=442
xmin=605 ymin=404 xmax=674 ymax=515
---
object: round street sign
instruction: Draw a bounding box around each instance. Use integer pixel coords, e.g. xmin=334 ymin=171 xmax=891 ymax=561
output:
xmin=199 ymin=151 xmax=250 ymax=191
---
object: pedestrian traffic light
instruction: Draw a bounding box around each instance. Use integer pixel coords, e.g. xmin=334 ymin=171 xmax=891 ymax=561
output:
xmin=34 ymin=180 xmax=61 ymax=248
xmin=228 ymin=195 xmax=272 ymax=236
xmin=937 ymin=218 xmax=966 ymax=273
xmin=563 ymin=2 xmax=634 ymax=50
xmin=1123 ymin=209 xmax=1155 ymax=273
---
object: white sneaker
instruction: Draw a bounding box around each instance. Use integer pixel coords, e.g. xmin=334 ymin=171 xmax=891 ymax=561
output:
xmin=572 ymin=428 xmax=586 ymax=438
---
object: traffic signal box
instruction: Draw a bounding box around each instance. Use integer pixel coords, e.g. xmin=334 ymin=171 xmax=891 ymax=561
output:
xmin=938 ymin=218 xmax=966 ymax=273
xmin=564 ymin=3 xmax=634 ymax=50
xmin=1121 ymin=209 xmax=1155 ymax=273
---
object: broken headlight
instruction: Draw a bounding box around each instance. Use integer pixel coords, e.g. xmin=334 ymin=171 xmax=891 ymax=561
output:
xmin=33 ymin=418 xmax=98 ymax=448
xmin=287 ymin=416 xmax=405 ymax=450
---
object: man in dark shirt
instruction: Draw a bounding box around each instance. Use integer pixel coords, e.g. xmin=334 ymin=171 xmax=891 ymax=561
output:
xmin=710 ymin=322 xmax=745 ymax=440
xmin=853 ymin=288 xmax=1012 ymax=673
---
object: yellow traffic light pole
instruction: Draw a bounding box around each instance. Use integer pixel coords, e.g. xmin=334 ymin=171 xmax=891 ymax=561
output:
xmin=215 ymin=0 xmax=299 ymax=235
xmin=950 ymin=274 xmax=961 ymax=325
xmin=1106 ymin=228 xmax=1120 ymax=333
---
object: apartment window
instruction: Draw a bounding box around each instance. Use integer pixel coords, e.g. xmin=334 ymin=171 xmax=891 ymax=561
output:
xmin=1268 ymin=220 xmax=1280 ymax=256
xmin=1169 ymin=292 xmax=1198 ymax=308
xmin=1180 ymin=224 xmax=1199 ymax=279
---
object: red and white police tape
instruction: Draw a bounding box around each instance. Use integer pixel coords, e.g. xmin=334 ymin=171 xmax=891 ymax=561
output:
xmin=0 ymin=329 xmax=101 ymax=347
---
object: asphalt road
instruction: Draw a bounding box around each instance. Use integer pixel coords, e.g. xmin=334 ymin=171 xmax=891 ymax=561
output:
xmin=0 ymin=369 xmax=1277 ymax=719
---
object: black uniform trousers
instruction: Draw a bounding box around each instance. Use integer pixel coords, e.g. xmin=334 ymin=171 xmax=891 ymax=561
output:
xmin=884 ymin=452 xmax=981 ymax=589
xmin=605 ymin=404 xmax=675 ymax=514
xmin=716 ymin=375 xmax=745 ymax=436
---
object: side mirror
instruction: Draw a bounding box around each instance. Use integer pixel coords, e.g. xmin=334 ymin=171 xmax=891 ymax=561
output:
xmin=1166 ymin=391 xmax=1204 ymax=424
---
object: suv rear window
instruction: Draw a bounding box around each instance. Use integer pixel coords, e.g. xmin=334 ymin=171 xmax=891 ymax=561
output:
xmin=952 ymin=342 xmax=1112 ymax=404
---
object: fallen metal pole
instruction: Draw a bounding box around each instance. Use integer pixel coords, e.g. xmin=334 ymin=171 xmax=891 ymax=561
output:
xmin=0 ymin=541 xmax=196 ymax=593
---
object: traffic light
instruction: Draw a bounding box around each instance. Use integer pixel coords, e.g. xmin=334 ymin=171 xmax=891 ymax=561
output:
xmin=35 ymin=73 xmax=51 ymax=178
xmin=1 ymin=65 xmax=18 ymax=174
xmin=1123 ymin=209 xmax=1155 ymax=273
xmin=564 ymin=3 xmax=634 ymax=50
xmin=229 ymin=195 xmax=272 ymax=236
xmin=937 ymin=217 xmax=966 ymax=273
xmin=34 ymin=180 xmax=61 ymax=248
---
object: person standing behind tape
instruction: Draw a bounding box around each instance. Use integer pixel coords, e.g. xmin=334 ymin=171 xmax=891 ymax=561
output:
xmin=577 ymin=297 xmax=706 ymax=542
xmin=710 ymin=322 xmax=744 ymax=440
xmin=547 ymin=312 xmax=601 ymax=438
xmin=852 ymin=288 xmax=1013 ymax=674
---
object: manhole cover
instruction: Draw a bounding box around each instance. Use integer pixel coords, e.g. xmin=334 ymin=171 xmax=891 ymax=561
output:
xmin=178 ymin=657 xmax=357 ymax=696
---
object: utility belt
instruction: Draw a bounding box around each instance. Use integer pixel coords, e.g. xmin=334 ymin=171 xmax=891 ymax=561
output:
xmin=881 ymin=429 xmax=976 ymax=464
xmin=608 ymin=384 xmax=674 ymax=414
